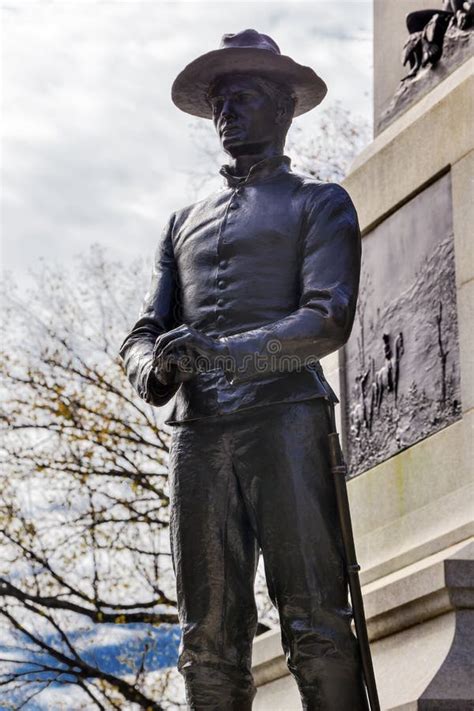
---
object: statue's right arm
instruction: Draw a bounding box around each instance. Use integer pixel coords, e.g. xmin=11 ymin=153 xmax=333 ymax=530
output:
xmin=119 ymin=212 xmax=181 ymax=406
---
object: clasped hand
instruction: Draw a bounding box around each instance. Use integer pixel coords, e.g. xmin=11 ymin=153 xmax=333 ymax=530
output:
xmin=152 ymin=325 xmax=228 ymax=386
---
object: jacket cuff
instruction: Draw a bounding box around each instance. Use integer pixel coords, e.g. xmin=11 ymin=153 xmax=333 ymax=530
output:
xmin=220 ymin=332 xmax=276 ymax=384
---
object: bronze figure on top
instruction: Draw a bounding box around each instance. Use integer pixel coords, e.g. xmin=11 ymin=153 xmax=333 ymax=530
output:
xmin=402 ymin=0 xmax=474 ymax=77
xmin=120 ymin=29 xmax=369 ymax=710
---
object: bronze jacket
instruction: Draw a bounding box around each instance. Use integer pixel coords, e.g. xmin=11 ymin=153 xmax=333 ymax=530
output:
xmin=119 ymin=155 xmax=361 ymax=425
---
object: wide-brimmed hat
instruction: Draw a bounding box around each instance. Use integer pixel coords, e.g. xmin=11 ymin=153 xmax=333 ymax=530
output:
xmin=171 ymin=29 xmax=327 ymax=119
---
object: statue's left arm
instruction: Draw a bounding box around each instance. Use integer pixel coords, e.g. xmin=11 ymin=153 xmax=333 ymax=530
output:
xmin=220 ymin=183 xmax=361 ymax=384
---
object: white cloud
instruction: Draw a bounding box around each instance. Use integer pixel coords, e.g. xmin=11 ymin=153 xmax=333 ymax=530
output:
xmin=1 ymin=1 xmax=372 ymax=284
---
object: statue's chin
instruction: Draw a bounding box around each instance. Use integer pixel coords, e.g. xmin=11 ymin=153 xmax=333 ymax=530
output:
xmin=223 ymin=140 xmax=271 ymax=158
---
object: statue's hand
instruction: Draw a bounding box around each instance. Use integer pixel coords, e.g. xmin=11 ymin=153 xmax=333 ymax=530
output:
xmin=153 ymin=325 xmax=227 ymax=381
xmin=152 ymin=357 xmax=181 ymax=386
xmin=152 ymin=336 xmax=192 ymax=386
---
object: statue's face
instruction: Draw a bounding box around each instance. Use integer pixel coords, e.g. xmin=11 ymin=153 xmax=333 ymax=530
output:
xmin=208 ymin=74 xmax=281 ymax=155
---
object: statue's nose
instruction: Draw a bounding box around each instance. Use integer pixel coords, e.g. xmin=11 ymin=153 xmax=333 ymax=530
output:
xmin=221 ymin=98 xmax=237 ymax=119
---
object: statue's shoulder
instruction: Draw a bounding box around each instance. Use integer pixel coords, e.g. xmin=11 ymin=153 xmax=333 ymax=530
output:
xmin=289 ymin=171 xmax=356 ymax=211
xmin=172 ymin=188 xmax=224 ymax=229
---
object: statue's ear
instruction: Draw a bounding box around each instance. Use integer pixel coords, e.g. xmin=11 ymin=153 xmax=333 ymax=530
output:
xmin=275 ymin=105 xmax=286 ymax=125
xmin=275 ymin=99 xmax=292 ymax=126
xmin=276 ymin=93 xmax=296 ymax=126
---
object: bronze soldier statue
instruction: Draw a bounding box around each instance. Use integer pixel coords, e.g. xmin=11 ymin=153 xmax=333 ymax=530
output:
xmin=120 ymin=29 xmax=369 ymax=711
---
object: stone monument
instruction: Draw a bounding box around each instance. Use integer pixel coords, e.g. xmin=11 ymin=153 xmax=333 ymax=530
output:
xmin=252 ymin=3 xmax=473 ymax=709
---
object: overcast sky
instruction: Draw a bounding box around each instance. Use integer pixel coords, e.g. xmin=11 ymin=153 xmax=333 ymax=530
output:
xmin=1 ymin=1 xmax=373 ymax=285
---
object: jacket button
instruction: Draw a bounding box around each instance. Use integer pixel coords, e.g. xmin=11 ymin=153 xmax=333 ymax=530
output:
xmin=217 ymin=297 xmax=225 ymax=307
xmin=216 ymin=315 xmax=225 ymax=325
xmin=229 ymin=202 xmax=239 ymax=211
xmin=219 ymin=259 xmax=228 ymax=269
xmin=217 ymin=279 xmax=226 ymax=289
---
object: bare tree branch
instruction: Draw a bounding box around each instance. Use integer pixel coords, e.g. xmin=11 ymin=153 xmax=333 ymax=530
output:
xmin=0 ymin=252 xmax=182 ymax=709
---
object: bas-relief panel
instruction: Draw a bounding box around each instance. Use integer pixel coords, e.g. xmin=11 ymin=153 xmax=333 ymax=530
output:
xmin=343 ymin=172 xmax=462 ymax=477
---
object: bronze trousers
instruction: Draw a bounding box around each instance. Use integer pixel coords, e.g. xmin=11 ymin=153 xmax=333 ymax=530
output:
xmin=168 ymin=397 xmax=368 ymax=710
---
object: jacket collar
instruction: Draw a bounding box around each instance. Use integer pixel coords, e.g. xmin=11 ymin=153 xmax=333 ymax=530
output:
xmin=219 ymin=154 xmax=291 ymax=188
